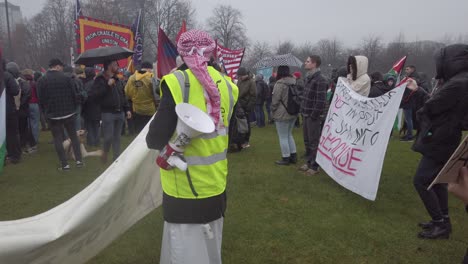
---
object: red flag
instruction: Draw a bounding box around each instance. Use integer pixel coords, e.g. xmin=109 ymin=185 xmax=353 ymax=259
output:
xmin=388 ymin=56 xmax=407 ymax=77
xmin=215 ymin=42 xmax=245 ymax=79
xmin=176 ymin=20 xmax=187 ymax=44
xmin=157 ymin=27 xmax=179 ymax=79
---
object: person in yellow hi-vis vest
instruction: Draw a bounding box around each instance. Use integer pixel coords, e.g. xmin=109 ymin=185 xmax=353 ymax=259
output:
xmin=146 ymin=30 xmax=239 ymax=264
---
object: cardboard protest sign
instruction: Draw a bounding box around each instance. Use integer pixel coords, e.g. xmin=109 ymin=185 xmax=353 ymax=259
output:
xmin=429 ymin=135 xmax=468 ymax=189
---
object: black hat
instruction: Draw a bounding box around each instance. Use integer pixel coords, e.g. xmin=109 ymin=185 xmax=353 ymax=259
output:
xmin=237 ymin=67 xmax=248 ymax=77
xmin=141 ymin=61 xmax=153 ymax=69
xmin=49 ymin=58 xmax=64 ymax=68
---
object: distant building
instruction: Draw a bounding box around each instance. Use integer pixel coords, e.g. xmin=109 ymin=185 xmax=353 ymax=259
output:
xmin=0 ymin=2 xmax=23 ymax=33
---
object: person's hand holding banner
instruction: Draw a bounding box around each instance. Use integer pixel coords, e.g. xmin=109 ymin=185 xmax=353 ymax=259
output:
xmin=406 ymin=78 xmax=418 ymax=91
xmin=448 ymin=166 xmax=468 ymax=204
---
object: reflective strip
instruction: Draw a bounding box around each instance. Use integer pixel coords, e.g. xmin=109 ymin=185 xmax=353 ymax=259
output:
xmin=173 ymin=71 xmax=185 ymax=99
xmin=221 ymin=76 xmax=234 ymax=121
xmin=182 ymin=71 xmax=190 ymax=103
xmin=186 ymin=149 xmax=227 ymax=165
xmin=198 ymin=127 xmax=228 ymax=139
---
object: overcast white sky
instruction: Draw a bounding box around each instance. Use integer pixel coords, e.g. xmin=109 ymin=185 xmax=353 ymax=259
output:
xmin=12 ymin=0 xmax=468 ymax=46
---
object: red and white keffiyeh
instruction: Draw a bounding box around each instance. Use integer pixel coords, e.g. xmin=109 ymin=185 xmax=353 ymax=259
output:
xmin=177 ymin=30 xmax=221 ymax=128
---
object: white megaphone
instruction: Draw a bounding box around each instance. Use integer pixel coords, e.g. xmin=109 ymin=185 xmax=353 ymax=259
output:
xmin=156 ymin=103 xmax=215 ymax=171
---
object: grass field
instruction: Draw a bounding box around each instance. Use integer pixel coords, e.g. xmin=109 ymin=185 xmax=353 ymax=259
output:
xmin=1 ymin=125 xmax=467 ymax=264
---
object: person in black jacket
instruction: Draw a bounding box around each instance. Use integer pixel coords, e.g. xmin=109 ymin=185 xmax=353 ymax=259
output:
xmin=92 ymin=60 xmax=131 ymax=163
xmin=266 ymin=76 xmax=275 ymax=124
xmin=412 ymin=44 xmax=468 ymax=239
xmin=82 ymin=67 xmax=100 ymax=147
xmin=368 ymin=72 xmax=389 ymax=98
xmin=3 ymin=60 xmax=21 ymax=164
xmin=7 ymin=62 xmax=36 ymax=154
xmin=37 ymin=59 xmax=83 ymax=170
xmin=254 ymin=74 xmax=268 ymax=127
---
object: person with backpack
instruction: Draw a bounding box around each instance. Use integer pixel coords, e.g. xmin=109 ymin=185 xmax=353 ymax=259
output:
xmin=271 ymin=66 xmax=298 ymax=165
xmin=299 ymin=55 xmax=329 ymax=175
xmin=411 ymin=44 xmax=468 ymax=240
xmin=125 ymin=61 xmax=158 ymax=133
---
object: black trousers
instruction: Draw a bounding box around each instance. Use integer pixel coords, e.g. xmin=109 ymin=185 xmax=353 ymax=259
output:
xmin=133 ymin=113 xmax=152 ymax=134
xmin=413 ymin=155 xmax=448 ymax=221
xmin=18 ymin=114 xmax=36 ymax=148
xmin=6 ymin=112 xmax=21 ymax=161
xmin=49 ymin=115 xmax=82 ymax=166
xmin=245 ymin=110 xmax=252 ymax=144
xmin=303 ymin=116 xmax=322 ymax=169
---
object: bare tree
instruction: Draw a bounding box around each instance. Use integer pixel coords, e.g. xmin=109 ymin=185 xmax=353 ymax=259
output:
xmin=242 ymin=41 xmax=273 ymax=70
xmin=207 ymin=4 xmax=247 ymax=49
xmin=313 ymin=38 xmax=345 ymax=76
xmin=293 ymin=42 xmax=314 ymax=63
xmin=275 ymin=40 xmax=295 ymax=55
xmin=359 ymin=35 xmax=383 ymax=72
xmin=142 ymin=0 xmax=196 ymax=61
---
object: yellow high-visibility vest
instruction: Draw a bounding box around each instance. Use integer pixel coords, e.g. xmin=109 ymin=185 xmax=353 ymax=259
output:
xmin=160 ymin=67 xmax=238 ymax=199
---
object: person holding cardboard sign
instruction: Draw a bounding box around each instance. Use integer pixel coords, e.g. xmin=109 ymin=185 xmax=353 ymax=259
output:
xmin=411 ymin=44 xmax=468 ymax=240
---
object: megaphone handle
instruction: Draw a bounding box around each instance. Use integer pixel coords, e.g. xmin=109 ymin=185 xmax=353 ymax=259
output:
xmin=167 ymin=155 xmax=188 ymax=171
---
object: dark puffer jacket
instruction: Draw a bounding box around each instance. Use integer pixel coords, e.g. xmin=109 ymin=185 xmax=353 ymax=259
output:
xmin=92 ymin=74 xmax=129 ymax=114
xmin=413 ymin=44 xmax=468 ymax=163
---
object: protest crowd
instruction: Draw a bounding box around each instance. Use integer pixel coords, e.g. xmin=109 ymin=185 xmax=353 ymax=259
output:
xmin=1 ymin=1 xmax=468 ymax=263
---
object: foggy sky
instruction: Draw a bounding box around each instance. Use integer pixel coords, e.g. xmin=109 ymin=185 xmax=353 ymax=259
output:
xmin=13 ymin=0 xmax=468 ymax=46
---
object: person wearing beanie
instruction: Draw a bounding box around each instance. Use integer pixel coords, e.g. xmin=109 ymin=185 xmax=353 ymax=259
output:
xmin=146 ymin=29 xmax=238 ymax=264
xmin=125 ymin=61 xmax=158 ymax=133
xmin=236 ymin=66 xmax=256 ymax=148
xmin=37 ymin=58 xmax=83 ymax=170
xmin=383 ymin=73 xmax=396 ymax=90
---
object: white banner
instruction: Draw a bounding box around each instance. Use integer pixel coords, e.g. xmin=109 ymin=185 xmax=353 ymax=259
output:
xmin=316 ymin=78 xmax=406 ymax=200
xmin=0 ymin=125 xmax=163 ymax=264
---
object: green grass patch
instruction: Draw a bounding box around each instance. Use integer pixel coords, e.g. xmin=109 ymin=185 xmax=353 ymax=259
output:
xmin=1 ymin=127 xmax=467 ymax=263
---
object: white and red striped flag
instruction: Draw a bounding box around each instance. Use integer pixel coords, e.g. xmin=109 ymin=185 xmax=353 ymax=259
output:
xmin=215 ymin=41 xmax=245 ymax=79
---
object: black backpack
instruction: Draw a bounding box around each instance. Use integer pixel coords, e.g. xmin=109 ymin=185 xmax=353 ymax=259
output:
xmin=280 ymin=84 xmax=301 ymax=115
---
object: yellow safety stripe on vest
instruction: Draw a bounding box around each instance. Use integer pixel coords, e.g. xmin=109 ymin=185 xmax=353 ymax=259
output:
xmin=185 ymin=149 xmax=228 ymax=166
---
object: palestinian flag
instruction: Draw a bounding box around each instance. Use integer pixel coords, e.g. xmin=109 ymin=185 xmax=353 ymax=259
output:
xmin=388 ymin=55 xmax=407 ymax=81
xmin=389 ymin=56 xmax=407 ymax=132
xmin=0 ymin=48 xmax=5 ymax=174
